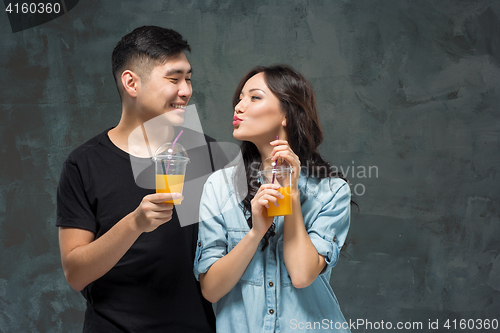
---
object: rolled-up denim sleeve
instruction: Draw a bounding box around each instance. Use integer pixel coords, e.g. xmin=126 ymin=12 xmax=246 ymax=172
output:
xmin=193 ymin=180 xmax=228 ymax=281
xmin=307 ymin=181 xmax=351 ymax=271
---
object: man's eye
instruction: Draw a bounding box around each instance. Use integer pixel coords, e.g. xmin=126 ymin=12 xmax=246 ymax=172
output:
xmin=167 ymin=77 xmax=178 ymax=82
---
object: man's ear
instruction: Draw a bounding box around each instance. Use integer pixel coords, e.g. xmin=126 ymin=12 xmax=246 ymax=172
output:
xmin=121 ymin=70 xmax=140 ymax=98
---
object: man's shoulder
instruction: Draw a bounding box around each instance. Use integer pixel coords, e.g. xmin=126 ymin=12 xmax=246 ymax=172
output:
xmin=64 ymin=129 xmax=111 ymax=164
xmin=203 ymin=133 xmax=217 ymax=143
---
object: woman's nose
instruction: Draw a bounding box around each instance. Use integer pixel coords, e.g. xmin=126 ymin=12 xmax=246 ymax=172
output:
xmin=235 ymin=100 xmax=245 ymax=113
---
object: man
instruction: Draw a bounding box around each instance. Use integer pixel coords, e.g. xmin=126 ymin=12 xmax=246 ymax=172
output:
xmin=57 ymin=26 xmax=218 ymax=332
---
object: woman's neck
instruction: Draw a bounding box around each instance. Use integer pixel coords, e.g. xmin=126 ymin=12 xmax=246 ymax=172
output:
xmin=255 ymin=130 xmax=288 ymax=161
xmin=258 ymin=145 xmax=274 ymax=162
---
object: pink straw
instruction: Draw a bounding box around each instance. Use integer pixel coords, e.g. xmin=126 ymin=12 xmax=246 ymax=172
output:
xmin=166 ymin=130 xmax=184 ymax=174
xmin=271 ymin=135 xmax=279 ymax=184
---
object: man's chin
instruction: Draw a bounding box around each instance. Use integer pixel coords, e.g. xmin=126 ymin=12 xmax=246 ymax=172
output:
xmin=160 ymin=112 xmax=185 ymax=127
xmin=169 ymin=116 xmax=185 ymax=127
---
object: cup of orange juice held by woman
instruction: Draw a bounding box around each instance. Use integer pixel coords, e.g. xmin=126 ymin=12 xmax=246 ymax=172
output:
xmin=153 ymin=142 xmax=189 ymax=205
xmin=258 ymin=157 xmax=293 ymax=216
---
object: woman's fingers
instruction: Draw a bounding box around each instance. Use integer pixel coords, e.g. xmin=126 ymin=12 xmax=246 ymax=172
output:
xmin=270 ymin=140 xmax=300 ymax=166
xmin=270 ymin=139 xmax=288 ymax=147
xmin=258 ymin=193 xmax=281 ymax=208
xmin=253 ymin=184 xmax=284 ymax=208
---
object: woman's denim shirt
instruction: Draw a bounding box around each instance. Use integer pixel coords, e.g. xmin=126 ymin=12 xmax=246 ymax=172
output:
xmin=194 ymin=167 xmax=351 ymax=333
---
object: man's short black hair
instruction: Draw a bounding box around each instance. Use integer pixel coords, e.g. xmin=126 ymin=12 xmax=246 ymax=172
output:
xmin=112 ymin=26 xmax=191 ymax=96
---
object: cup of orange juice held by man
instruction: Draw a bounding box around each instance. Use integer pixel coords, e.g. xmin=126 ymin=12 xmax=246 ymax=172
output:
xmin=258 ymin=157 xmax=293 ymax=217
xmin=153 ymin=142 xmax=189 ymax=205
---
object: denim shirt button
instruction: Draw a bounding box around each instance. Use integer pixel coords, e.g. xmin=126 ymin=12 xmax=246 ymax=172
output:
xmin=269 ymin=309 xmax=274 ymax=314
xmin=269 ymin=281 xmax=274 ymax=287
xmin=198 ymin=242 xmax=201 ymax=247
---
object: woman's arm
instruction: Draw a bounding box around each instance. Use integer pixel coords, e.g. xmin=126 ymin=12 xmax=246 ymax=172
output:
xmin=283 ymin=181 xmax=352 ymax=289
xmin=282 ymin=190 xmax=326 ymax=289
xmin=198 ymin=183 xmax=280 ymax=303
xmin=269 ymin=139 xmax=327 ymax=288
xmin=199 ymin=228 xmax=261 ymax=303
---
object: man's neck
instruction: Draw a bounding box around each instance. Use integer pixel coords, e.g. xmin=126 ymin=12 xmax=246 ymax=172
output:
xmin=108 ymin=108 xmax=176 ymax=157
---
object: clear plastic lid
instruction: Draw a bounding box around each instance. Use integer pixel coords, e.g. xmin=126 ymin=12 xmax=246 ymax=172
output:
xmin=153 ymin=142 xmax=190 ymax=163
xmin=258 ymin=157 xmax=293 ymax=186
xmin=259 ymin=156 xmax=292 ymax=172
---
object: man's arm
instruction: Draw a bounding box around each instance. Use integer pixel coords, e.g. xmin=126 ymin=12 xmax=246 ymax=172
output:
xmin=59 ymin=192 xmax=181 ymax=291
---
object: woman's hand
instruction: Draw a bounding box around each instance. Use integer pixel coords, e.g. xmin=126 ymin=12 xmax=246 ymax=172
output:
xmin=251 ymin=183 xmax=283 ymax=237
xmin=270 ymin=139 xmax=301 ymax=190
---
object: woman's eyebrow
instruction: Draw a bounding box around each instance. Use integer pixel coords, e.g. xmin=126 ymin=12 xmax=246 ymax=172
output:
xmin=249 ymin=88 xmax=265 ymax=93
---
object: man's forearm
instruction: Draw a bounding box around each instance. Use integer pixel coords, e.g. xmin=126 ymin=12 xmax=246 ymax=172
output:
xmin=59 ymin=212 xmax=142 ymax=291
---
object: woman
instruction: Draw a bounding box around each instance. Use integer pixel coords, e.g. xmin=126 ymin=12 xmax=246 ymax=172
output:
xmin=194 ymin=65 xmax=351 ymax=332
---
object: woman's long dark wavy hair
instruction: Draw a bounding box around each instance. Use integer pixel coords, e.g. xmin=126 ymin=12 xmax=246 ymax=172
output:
xmin=233 ymin=65 xmax=353 ymax=249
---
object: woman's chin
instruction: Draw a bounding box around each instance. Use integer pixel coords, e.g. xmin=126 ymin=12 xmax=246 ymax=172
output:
xmin=232 ymin=129 xmax=244 ymax=141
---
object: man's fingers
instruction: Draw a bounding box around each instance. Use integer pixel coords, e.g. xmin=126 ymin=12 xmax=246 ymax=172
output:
xmin=148 ymin=192 xmax=183 ymax=204
xmin=154 ymin=209 xmax=174 ymax=220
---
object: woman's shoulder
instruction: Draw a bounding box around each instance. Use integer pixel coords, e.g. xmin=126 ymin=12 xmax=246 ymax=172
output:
xmin=203 ymin=166 xmax=240 ymax=202
xmin=201 ymin=166 xmax=246 ymax=219
xmin=299 ymin=175 xmax=350 ymax=204
xmin=205 ymin=166 xmax=237 ymax=185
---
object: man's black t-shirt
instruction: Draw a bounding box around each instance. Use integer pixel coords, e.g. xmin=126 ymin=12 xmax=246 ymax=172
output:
xmin=57 ymin=128 xmax=224 ymax=332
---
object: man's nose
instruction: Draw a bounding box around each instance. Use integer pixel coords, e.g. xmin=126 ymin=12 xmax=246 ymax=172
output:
xmin=178 ymin=79 xmax=192 ymax=97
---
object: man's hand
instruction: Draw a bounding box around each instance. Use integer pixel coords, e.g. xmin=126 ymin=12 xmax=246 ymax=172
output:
xmin=133 ymin=193 xmax=183 ymax=232
xmin=59 ymin=192 xmax=183 ymax=291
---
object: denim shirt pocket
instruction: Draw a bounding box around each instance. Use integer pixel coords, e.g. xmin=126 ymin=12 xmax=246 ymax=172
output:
xmin=278 ymin=239 xmax=293 ymax=287
xmin=227 ymin=229 xmax=263 ymax=286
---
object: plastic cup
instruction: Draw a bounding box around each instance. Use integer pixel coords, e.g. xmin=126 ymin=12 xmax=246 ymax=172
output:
xmin=153 ymin=142 xmax=189 ymax=205
xmin=258 ymin=157 xmax=293 ymax=216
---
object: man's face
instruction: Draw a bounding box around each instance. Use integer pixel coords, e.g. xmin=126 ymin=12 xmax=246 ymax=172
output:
xmin=136 ymin=52 xmax=192 ymax=126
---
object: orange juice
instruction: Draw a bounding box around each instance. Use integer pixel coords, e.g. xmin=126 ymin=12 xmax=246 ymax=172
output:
xmin=267 ymin=186 xmax=292 ymax=217
xmin=155 ymin=174 xmax=185 ymax=205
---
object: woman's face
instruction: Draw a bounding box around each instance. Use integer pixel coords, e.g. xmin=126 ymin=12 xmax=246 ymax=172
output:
xmin=232 ymin=72 xmax=286 ymax=145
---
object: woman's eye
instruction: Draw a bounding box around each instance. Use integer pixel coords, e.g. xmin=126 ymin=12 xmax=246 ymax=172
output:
xmin=251 ymin=96 xmax=261 ymax=100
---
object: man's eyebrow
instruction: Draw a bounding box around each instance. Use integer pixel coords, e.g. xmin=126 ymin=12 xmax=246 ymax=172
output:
xmin=164 ymin=67 xmax=192 ymax=76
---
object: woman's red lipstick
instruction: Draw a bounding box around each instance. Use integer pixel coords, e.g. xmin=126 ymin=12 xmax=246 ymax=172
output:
xmin=232 ymin=116 xmax=242 ymax=126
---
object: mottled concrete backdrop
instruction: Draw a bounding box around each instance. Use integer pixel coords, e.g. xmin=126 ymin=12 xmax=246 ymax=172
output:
xmin=1 ymin=0 xmax=499 ymax=332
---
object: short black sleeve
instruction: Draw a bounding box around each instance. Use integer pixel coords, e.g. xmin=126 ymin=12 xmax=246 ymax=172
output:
xmin=56 ymin=159 xmax=97 ymax=233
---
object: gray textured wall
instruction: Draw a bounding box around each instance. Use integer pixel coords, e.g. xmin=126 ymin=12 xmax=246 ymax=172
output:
xmin=1 ymin=0 xmax=499 ymax=332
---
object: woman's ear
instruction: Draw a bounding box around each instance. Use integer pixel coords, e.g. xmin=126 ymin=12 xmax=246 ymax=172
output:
xmin=282 ymin=117 xmax=287 ymax=127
